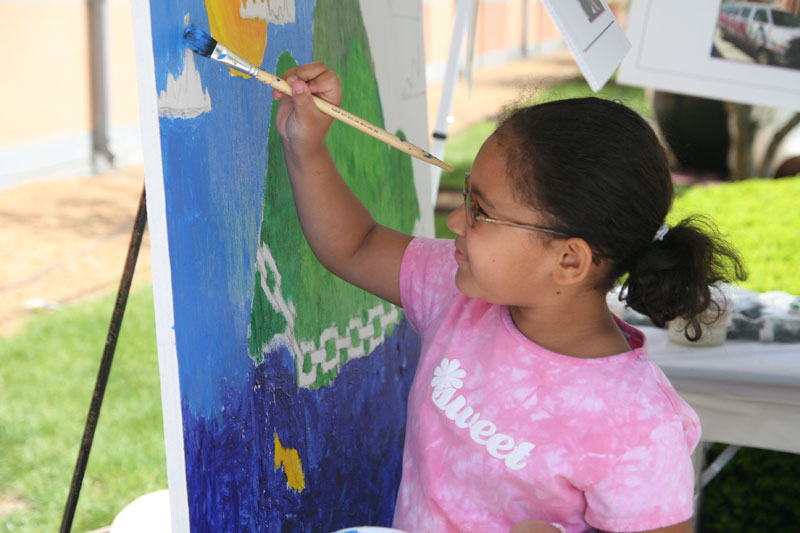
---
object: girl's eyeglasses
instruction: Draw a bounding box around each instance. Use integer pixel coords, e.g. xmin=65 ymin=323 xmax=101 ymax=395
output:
xmin=463 ymin=172 xmax=568 ymax=237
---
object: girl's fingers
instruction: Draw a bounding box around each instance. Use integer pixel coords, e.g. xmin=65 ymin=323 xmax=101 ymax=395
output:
xmin=274 ymin=62 xmax=338 ymax=150
xmin=279 ymin=63 xmax=324 ymax=87
xmin=290 ymin=80 xmax=331 ymax=125
xmin=293 ymin=62 xmax=331 ymax=82
xmin=279 ymin=66 xmax=300 ymax=84
xmin=307 ymin=70 xmax=342 ymax=105
xmin=274 ymin=94 xmax=293 ymax=136
xmin=280 ymin=62 xmax=341 ymax=104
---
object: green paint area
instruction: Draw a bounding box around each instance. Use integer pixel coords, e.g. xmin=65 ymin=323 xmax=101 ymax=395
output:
xmin=248 ymin=0 xmax=420 ymax=389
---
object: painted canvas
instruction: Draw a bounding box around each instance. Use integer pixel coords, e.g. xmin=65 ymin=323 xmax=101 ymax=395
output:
xmin=131 ymin=0 xmax=433 ymax=530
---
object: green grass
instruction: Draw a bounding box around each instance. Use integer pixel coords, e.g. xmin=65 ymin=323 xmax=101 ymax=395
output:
xmin=0 ymin=285 xmax=165 ymax=532
xmin=699 ymin=444 xmax=800 ymax=530
xmin=668 ymin=177 xmax=800 ymax=294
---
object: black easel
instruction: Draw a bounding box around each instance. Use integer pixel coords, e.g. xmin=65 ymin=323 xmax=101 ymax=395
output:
xmin=59 ymin=184 xmax=148 ymax=533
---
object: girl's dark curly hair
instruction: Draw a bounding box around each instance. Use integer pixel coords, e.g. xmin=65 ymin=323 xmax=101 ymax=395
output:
xmin=495 ymin=97 xmax=747 ymax=341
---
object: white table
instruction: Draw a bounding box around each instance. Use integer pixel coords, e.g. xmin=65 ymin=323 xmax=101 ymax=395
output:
xmin=643 ymin=326 xmax=800 ymax=455
xmin=642 ymin=326 xmax=800 ymax=529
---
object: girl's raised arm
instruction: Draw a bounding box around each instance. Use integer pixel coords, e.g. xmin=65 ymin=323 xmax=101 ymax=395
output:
xmin=272 ymin=62 xmax=413 ymax=307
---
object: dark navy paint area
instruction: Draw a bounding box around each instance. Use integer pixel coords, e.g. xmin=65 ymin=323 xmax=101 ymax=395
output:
xmin=183 ymin=319 xmax=421 ymax=532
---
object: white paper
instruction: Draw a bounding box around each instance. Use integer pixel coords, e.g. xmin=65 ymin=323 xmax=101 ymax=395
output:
xmin=541 ymin=0 xmax=631 ymax=91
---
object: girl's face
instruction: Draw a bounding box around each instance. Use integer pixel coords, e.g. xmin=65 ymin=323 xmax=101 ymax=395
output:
xmin=446 ymin=134 xmax=562 ymax=307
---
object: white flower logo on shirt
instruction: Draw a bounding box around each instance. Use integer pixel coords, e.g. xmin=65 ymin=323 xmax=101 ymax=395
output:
xmin=429 ymin=357 xmax=537 ymax=471
xmin=431 ymin=358 xmax=466 ymax=394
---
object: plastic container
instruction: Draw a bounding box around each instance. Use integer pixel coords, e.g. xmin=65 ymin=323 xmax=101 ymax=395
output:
xmin=668 ymin=300 xmax=732 ymax=347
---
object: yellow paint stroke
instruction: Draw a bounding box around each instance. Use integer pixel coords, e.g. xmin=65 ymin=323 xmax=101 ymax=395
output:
xmin=274 ymin=432 xmax=306 ymax=492
xmin=205 ymin=0 xmax=268 ymax=78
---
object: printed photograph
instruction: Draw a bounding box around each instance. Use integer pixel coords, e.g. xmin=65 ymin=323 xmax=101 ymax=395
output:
xmin=712 ymin=0 xmax=800 ymax=70
xmin=578 ymin=0 xmax=605 ymax=22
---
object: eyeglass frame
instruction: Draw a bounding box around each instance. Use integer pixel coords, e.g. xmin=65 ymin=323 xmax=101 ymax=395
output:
xmin=462 ymin=172 xmax=569 ymax=238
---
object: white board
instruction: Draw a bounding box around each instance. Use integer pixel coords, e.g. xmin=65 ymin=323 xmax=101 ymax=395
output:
xmin=618 ymin=0 xmax=800 ymax=111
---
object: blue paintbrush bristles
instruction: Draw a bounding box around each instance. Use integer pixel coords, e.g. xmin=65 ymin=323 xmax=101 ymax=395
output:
xmin=183 ymin=24 xmax=217 ymax=57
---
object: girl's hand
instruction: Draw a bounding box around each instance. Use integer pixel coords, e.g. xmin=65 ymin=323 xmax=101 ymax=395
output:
xmin=510 ymin=519 xmax=566 ymax=533
xmin=510 ymin=518 xmax=693 ymax=533
xmin=273 ymin=62 xmax=342 ymax=159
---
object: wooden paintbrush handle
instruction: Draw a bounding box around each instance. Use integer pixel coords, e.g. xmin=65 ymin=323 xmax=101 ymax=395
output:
xmin=253 ymin=69 xmax=293 ymax=95
xmin=252 ymin=69 xmax=453 ymax=172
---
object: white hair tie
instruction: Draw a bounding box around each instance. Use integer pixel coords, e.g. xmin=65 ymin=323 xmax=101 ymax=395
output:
xmin=653 ymin=223 xmax=670 ymax=242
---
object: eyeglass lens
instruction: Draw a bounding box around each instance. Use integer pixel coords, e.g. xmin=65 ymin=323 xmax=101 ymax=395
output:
xmin=464 ymin=173 xmax=475 ymax=227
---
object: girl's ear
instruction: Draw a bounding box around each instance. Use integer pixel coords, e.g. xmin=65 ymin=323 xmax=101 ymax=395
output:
xmin=552 ymin=238 xmax=594 ymax=286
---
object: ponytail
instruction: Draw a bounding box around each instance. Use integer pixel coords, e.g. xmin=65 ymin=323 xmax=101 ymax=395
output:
xmin=622 ymin=215 xmax=747 ymax=341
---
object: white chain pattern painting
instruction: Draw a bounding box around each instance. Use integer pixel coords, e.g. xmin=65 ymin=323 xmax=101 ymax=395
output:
xmin=254 ymin=242 xmax=400 ymax=388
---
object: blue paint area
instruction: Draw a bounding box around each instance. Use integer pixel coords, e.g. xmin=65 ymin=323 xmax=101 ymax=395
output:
xmin=183 ymin=319 xmax=420 ymax=531
xmin=150 ymin=1 xmax=314 ymax=420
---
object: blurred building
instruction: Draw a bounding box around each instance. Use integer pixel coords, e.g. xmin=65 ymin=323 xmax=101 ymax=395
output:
xmin=0 ymin=0 xmax=589 ymax=187
xmin=423 ymin=0 xmax=565 ymax=84
xmin=0 ymin=0 xmax=140 ymax=187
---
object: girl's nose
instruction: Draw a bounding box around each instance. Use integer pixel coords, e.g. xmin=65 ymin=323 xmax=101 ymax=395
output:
xmin=446 ymin=202 xmax=466 ymax=236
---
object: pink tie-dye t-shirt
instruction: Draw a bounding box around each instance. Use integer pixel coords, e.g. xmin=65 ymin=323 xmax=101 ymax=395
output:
xmin=392 ymin=238 xmax=701 ymax=533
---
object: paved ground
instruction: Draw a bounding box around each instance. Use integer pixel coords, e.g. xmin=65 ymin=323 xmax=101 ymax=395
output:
xmin=0 ymin=50 xmax=579 ymax=336
xmin=0 ymin=168 xmax=152 ymax=335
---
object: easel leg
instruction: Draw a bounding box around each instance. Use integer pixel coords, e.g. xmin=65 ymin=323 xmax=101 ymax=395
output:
xmin=59 ymin=184 xmax=147 ymax=533
xmin=429 ymin=0 xmax=477 ymax=205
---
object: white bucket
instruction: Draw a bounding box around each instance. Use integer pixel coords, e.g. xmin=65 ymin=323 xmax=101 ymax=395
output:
xmin=668 ymin=297 xmax=732 ymax=347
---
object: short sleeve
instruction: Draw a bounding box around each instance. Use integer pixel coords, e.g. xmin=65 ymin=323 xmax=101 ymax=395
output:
xmin=584 ymin=419 xmax=697 ymax=531
xmin=399 ymin=237 xmax=458 ymax=333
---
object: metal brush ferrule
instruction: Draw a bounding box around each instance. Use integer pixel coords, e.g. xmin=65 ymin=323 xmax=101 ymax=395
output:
xmin=210 ymin=44 xmax=259 ymax=77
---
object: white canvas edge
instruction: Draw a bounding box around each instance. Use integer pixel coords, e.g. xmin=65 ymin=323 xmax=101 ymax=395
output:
xmin=130 ymin=1 xmax=190 ymax=531
xmin=618 ymin=0 xmax=800 ymax=112
xmin=359 ymin=0 xmax=435 ymax=238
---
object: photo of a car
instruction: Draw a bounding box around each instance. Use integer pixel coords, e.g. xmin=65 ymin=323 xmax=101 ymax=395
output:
xmin=714 ymin=1 xmax=800 ymax=69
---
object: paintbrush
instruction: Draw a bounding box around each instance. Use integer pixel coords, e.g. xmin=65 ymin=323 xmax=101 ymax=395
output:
xmin=183 ymin=24 xmax=454 ymax=172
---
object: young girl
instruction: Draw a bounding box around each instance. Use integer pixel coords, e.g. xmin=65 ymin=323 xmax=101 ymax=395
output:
xmin=272 ymin=63 xmax=746 ymax=533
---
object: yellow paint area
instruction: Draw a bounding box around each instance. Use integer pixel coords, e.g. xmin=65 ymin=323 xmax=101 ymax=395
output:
xmin=274 ymin=432 xmax=306 ymax=492
xmin=205 ymin=0 xmax=268 ymax=77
